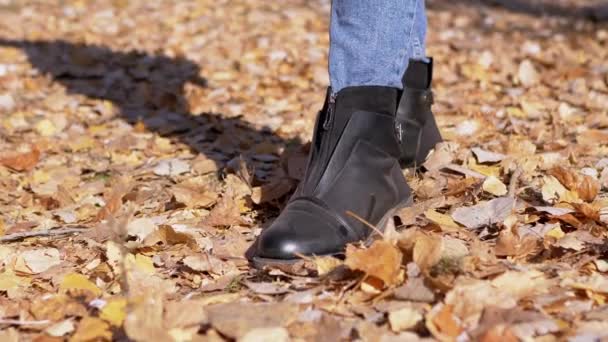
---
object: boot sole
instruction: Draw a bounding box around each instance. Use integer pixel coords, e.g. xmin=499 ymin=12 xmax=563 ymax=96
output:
xmin=251 ymin=195 xmax=413 ymax=270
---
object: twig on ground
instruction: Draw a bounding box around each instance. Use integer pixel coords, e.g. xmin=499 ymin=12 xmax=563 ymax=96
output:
xmin=0 ymin=227 xmax=88 ymax=243
xmin=0 ymin=319 xmax=50 ymax=326
xmin=508 ymin=167 xmax=524 ymax=198
xmin=346 ymin=210 xmax=384 ymax=239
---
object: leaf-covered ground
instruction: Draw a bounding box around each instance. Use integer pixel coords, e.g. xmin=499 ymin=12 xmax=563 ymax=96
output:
xmin=1 ymin=0 xmax=608 ymax=341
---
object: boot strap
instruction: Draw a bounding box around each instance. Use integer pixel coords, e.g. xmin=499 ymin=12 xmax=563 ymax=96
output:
xmin=395 ymin=88 xmax=433 ymax=164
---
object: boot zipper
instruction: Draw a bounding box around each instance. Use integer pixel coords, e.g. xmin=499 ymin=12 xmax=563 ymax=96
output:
xmin=306 ymin=93 xmax=336 ymax=195
xmin=322 ymin=93 xmax=336 ymax=130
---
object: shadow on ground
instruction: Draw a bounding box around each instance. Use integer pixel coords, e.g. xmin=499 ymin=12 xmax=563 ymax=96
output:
xmin=430 ymin=0 xmax=608 ymax=22
xmin=0 ymin=38 xmax=300 ymax=172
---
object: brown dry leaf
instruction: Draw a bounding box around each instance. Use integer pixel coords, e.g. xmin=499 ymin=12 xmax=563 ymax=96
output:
xmin=427 ymin=304 xmax=463 ymax=341
xmin=142 ymin=225 xmax=198 ymax=249
xmin=549 ymin=166 xmax=600 ymax=202
xmin=207 ymin=302 xmax=299 ymax=339
xmin=202 ymin=195 xmax=246 ymax=227
xmin=345 ymin=240 xmax=403 ymax=287
xmin=164 ymin=299 xmax=208 ymax=329
xmin=182 ymin=253 xmax=237 ymax=276
xmin=413 ymin=233 xmax=444 ymax=272
xmin=172 ymin=182 xmax=218 ymax=208
xmin=251 ymin=178 xmax=294 ymax=204
xmin=70 ymin=317 xmax=112 ymax=342
xmin=494 ymin=229 xmax=519 ymax=257
xmin=0 ymin=145 xmax=40 ymax=171
xmin=124 ymin=294 xmax=172 ymax=341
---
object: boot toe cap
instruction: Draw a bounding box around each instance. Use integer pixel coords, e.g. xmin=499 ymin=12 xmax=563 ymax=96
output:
xmin=255 ymin=202 xmax=349 ymax=260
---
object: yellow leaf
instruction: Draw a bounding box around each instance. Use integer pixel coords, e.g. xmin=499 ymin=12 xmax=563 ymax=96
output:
xmin=34 ymin=118 xmax=57 ymax=136
xmin=70 ymin=317 xmax=112 ymax=342
xmin=313 ymin=255 xmax=343 ymax=276
xmin=60 ymin=273 xmax=102 ymax=296
xmin=0 ymin=271 xmax=28 ymax=291
xmin=482 ymin=176 xmax=508 ymax=196
xmin=546 ymin=226 xmax=565 ymax=239
xmin=100 ymin=298 xmax=127 ymax=326
xmin=125 ymin=253 xmax=156 ymax=275
xmin=468 ymin=160 xmax=501 ymax=177
xmin=424 ymin=209 xmax=461 ymax=232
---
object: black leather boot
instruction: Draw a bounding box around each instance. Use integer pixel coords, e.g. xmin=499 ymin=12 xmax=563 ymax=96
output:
xmin=396 ymin=59 xmax=442 ymax=167
xmin=253 ymin=86 xmax=413 ymax=267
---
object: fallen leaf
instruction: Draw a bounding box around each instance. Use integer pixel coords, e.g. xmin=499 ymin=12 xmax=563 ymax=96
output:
xmin=251 ymin=178 xmax=294 ymax=204
xmin=518 ymin=59 xmax=540 ymax=87
xmin=389 ymin=306 xmax=422 ymax=332
xmin=126 ymin=217 xmax=158 ymax=242
xmin=71 ymin=317 xmax=112 ymax=342
xmin=424 ymin=209 xmax=461 ymax=232
xmin=345 ymin=240 xmax=403 ymax=287
xmin=45 ymin=319 xmax=75 ymax=337
xmin=60 ymin=273 xmax=102 ymax=296
xmin=451 ymin=197 xmax=515 ymax=229
xmin=427 ymin=304 xmax=462 ymax=340
xmin=207 ymin=302 xmax=298 ymax=339
xmin=472 ymin=147 xmax=506 ymax=164
xmin=413 ymin=233 xmax=443 ymax=272
xmin=0 ymin=145 xmax=40 ymax=171
xmin=100 ymin=298 xmax=127 ymax=326
xmin=241 ymin=327 xmax=290 ymax=342
xmin=313 ymin=255 xmax=343 ymax=276
xmin=482 ymin=176 xmax=508 ymax=196
xmin=172 ymin=182 xmax=218 ymax=208
xmin=153 ymin=158 xmax=190 ymax=176
xmin=15 ymin=248 xmax=61 ymax=274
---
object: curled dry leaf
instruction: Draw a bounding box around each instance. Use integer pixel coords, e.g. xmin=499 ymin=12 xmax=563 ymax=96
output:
xmin=549 ymin=166 xmax=600 ymax=202
xmin=472 ymin=147 xmax=506 ymax=164
xmin=345 ymin=240 xmax=403 ymax=287
xmin=0 ymin=145 xmax=40 ymax=171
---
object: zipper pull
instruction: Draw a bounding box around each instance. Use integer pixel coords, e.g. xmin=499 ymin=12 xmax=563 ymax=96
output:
xmin=322 ymin=93 xmax=336 ymax=130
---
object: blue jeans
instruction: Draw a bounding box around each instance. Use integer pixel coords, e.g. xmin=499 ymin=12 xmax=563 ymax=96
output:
xmin=329 ymin=0 xmax=428 ymax=92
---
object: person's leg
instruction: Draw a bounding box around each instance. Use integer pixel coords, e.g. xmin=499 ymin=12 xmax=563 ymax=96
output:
xmin=252 ymin=0 xmax=441 ymax=267
xmin=329 ymin=0 xmax=428 ymax=92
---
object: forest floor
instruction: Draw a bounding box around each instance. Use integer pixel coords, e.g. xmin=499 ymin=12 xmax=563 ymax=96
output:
xmin=1 ymin=0 xmax=608 ymax=341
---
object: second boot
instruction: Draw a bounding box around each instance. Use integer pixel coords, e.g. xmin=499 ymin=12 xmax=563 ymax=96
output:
xmin=396 ymin=58 xmax=442 ymax=168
